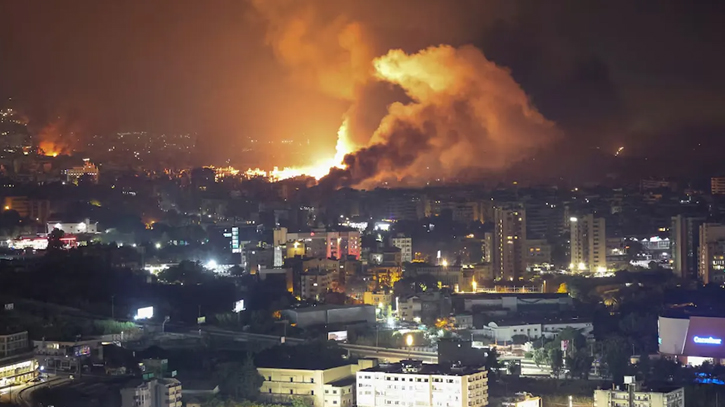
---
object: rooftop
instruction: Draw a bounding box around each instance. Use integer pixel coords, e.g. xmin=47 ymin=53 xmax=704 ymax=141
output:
xmin=455 ymin=293 xmax=570 ymax=300
xmin=361 ymin=361 xmax=484 ymax=377
xmin=288 ymin=304 xmax=373 ymax=313
xmin=327 ymin=377 xmax=356 ymax=387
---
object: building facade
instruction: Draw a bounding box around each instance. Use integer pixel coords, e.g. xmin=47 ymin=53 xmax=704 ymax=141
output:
xmin=258 ymin=360 xmax=374 ymax=407
xmin=493 ymin=207 xmax=526 ymax=281
xmin=593 ymin=384 xmax=683 ymax=407
xmin=670 ymin=215 xmax=705 ymax=280
xmin=391 ymin=235 xmax=413 ymax=263
xmin=698 ymin=223 xmax=725 ymax=284
xmin=356 ymin=361 xmax=488 ymax=407
xmin=121 ymin=378 xmax=182 ymax=407
xmin=0 ymin=331 xmax=28 ymax=358
xmin=570 ymin=214 xmax=606 ymax=273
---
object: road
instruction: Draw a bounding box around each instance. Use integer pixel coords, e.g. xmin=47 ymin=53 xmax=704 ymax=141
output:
xmin=13 ymin=376 xmax=70 ymax=407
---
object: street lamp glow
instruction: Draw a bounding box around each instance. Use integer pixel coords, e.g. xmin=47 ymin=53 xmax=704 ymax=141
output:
xmin=441 ymin=259 xmax=448 ymax=267
xmin=406 ymin=334 xmax=413 ymax=347
xmin=206 ymin=260 xmax=218 ymax=269
xmin=155 ymin=242 xmax=162 ymax=249
xmin=570 ymin=217 xmax=578 ymax=222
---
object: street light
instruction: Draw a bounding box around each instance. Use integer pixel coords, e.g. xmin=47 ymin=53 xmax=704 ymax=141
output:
xmin=406 ymin=334 xmax=413 ymax=359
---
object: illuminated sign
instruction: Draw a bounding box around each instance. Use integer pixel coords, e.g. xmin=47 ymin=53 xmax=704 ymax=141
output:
xmin=327 ymin=331 xmax=348 ymax=342
xmin=694 ymin=336 xmax=722 ymax=345
xmin=233 ymin=300 xmax=245 ymax=313
xmin=134 ymin=306 xmax=154 ymax=320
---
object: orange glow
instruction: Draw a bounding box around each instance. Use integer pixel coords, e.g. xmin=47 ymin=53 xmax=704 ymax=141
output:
xmin=39 ymin=141 xmax=62 ymax=157
xmin=239 ymin=120 xmax=353 ymax=182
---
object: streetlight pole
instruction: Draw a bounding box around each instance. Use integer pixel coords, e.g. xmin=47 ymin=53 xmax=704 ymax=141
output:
xmin=111 ymin=295 xmax=115 ymax=319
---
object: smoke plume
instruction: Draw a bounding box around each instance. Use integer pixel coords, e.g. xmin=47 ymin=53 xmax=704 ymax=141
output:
xmin=250 ymin=0 xmax=372 ymax=102
xmin=251 ymin=1 xmax=559 ymax=187
xmin=329 ymin=45 xmax=559 ymax=188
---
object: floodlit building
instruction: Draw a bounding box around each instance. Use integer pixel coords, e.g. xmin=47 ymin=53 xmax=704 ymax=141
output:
xmin=286 ymin=230 xmax=361 ymax=260
xmin=120 ymin=378 xmax=182 ymax=407
xmin=258 ymin=359 xmax=376 ymax=407
xmin=391 ymin=235 xmax=413 ymax=263
xmin=64 ymin=159 xmax=99 ymax=184
xmin=0 ymin=331 xmax=37 ymax=388
xmin=47 ymin=219 xmax=99 ymax=234
xmin=493 ymin=207 xmax=526 ymax=281
xmin=356 ymin=360 xmax=488 ymax=407
xmin=480 ymin=318 xmax=593 ymax=343
xmin=593 ymin=381 xmax=683 ymax=407
xmin=570 ymin=214 xmax=606 ymax=273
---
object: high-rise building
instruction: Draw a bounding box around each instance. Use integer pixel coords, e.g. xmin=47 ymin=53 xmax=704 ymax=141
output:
xmin=570 ymin=214 xmax=606 ymax=273
xmin=356 ymin=361 xmax=488 ymax=407
xmin=120 ymin=378 xmax=182 ymax=407
xmin=712 ymin=177 xmax=725 ymax=195
xmin=493 ymin=207 xmax=526 ymax=281
xmin=391 ymin=235 xmax=413 ymax=263
xmin=670 ymin=215 xmax=705 ymax=280
xmin=698 ymin=223 xmax=725 ymax=284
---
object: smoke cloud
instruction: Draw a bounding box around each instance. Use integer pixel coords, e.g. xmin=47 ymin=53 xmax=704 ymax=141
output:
xmin=329 ymin=45 xmax=559 ymax=188
xmin=251 ymin=1 xmax=559 ymax=187
xmin=250 ymin=0 xmax=372 ymax=102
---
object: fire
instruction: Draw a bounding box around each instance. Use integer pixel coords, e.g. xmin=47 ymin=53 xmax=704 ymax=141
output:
xmin=38 ymin=141 xmax=62 ymax=157
xmin=238 ymin=120 xmax=354 ymax=182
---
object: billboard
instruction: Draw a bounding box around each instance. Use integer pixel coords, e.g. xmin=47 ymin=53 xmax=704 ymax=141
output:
xmin=234 ymin=300 xmax=245 ymax=313
xmin=134 ymin=306 xmax=154 ymax=320
xmin=72 ymin=345 xmax=91 ymax=357
xmin=660 ymin=315 xmax=725 ymax=358
xmin=327 ymin=331 xmax=348 ymax=342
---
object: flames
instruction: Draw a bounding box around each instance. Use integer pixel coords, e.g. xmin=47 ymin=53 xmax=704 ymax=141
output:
xmin=238 ymin=120 xmax=353 ymax=182
xmin=38 ymin=141 xmax=62 ymax=157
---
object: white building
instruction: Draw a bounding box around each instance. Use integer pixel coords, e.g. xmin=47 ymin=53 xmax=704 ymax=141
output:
xmin=65 ymin=159 xmax=99 ymax=184
xmin=357 ymin=361 xmax=488 ymax=407
xmin=121 ymin=378 xmax=182 ymax=407
xmin=593 ymin=381 xmax=683 ymax=407
xmin=47 ymin=220 xmax=99 ymax=234
xmin=391 ymin=235 xmax=413 ymax=263
xmin=480 ymin=319 xmax=593 ymax=343
xmin=570 ymin=214 xmax=607 ymax=273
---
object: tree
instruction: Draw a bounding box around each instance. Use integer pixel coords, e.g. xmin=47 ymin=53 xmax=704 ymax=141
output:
xmin=214 ymin=354 xmax=264 ymax=401
xmin=157 ymin=260 xmax=211 ymax=285
xmin=565 ymin=349 xmax=594 ymax=379
xmin=549 ymin=348 xmax=564 ymax=378
xmin=485 ymin=348 xmax=500 ymax=382
xmin=557 ymin=283 xmax=569 ymax=293
xmin=47 ymin=228 xmax=66 ymax=252
xmin=601 ymin=335 xmax=630 ymax=384
xmin=511 ymin=334 xmax=529 ymax=345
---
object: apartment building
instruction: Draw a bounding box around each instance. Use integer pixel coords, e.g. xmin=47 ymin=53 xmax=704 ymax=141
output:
xmin=357 ymin=360 xmax=488 ymax=407
xmin=120 ymin=378 xmax=182 ymax=407
xmin=258 ymin=359 xmax=376 ymax=407
xmin=0 ymin=331 xmax=28 ymax=358
xmin=593 ymin=382 xmax=683 ymax=407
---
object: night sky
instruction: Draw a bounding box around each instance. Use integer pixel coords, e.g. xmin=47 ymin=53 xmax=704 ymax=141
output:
xmin=1 ymin=0 xmax=724 ymax=176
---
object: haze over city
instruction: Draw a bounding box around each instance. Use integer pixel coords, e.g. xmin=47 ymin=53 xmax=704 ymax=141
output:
xmin=1 ymin=2 xmax=725 ymax=407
